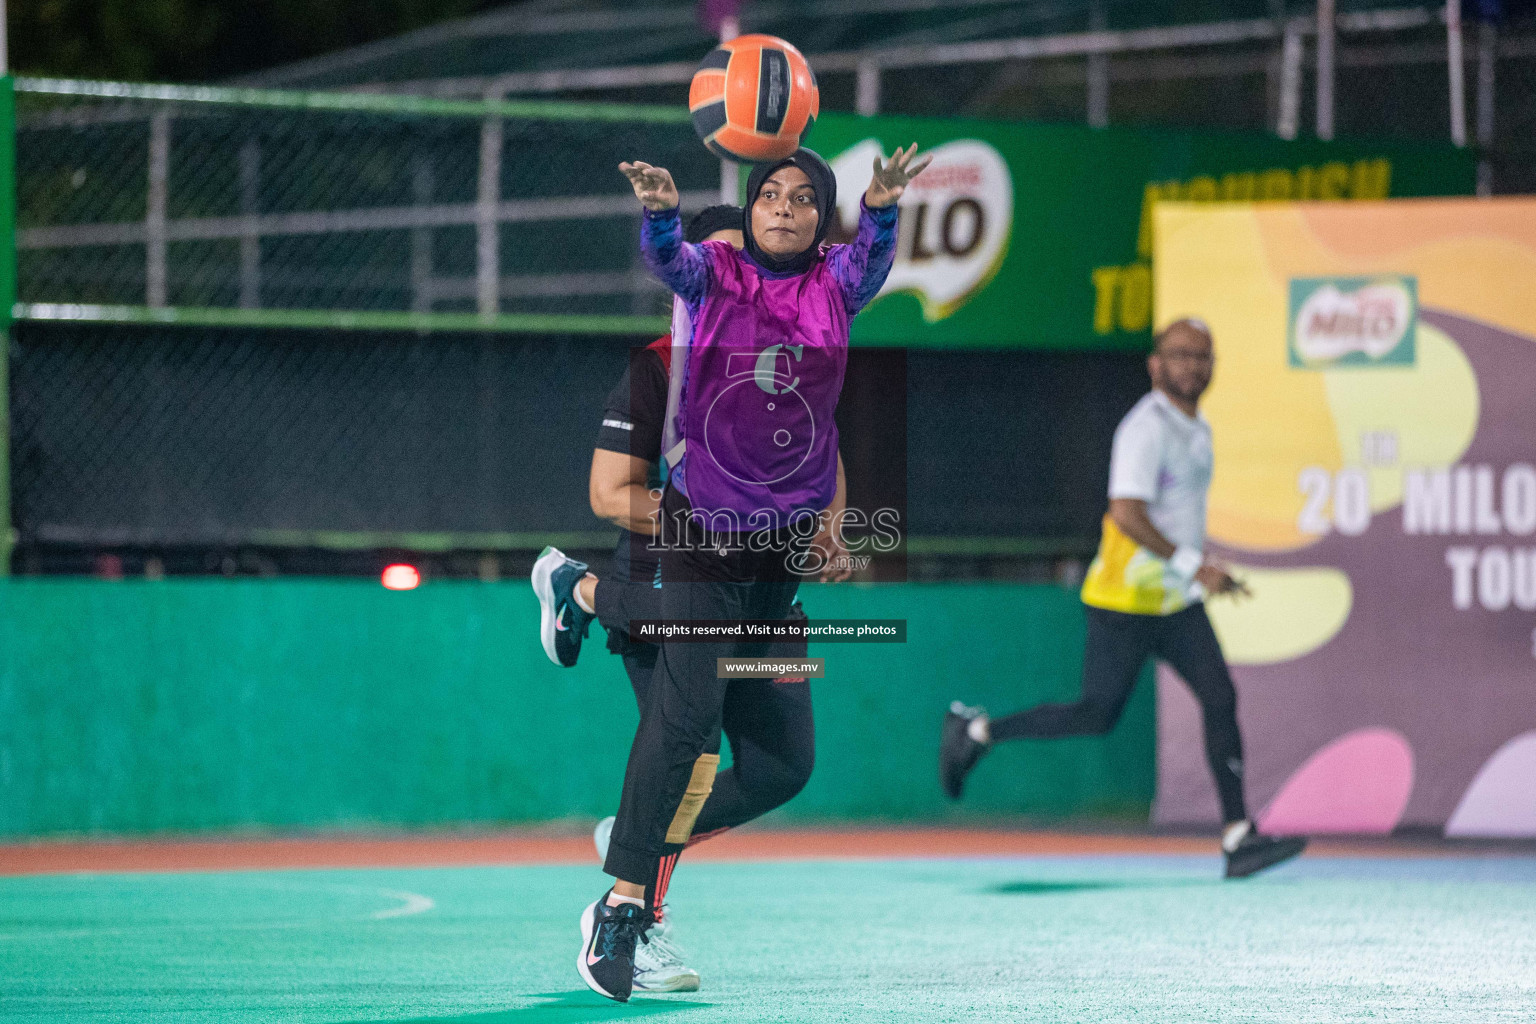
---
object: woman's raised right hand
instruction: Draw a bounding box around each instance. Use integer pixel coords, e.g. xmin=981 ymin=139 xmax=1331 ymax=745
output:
xmin=619 ymin=161 xmax=679 ymax=211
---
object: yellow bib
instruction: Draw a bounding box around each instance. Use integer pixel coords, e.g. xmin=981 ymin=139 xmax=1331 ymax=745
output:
xmin=1080 ymin=515 xmax=1194 ymax=616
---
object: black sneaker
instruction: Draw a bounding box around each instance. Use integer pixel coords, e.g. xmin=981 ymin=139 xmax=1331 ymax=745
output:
xmin=1224 ymin=831 xmax=1308 ymax=879
xmin=940 ymin=701 xmax=990 ymax=800
xmin=577 ymin=895 xmax=654 ymax=1002
xmin=532 ymin=546 xmax=594 ymax=667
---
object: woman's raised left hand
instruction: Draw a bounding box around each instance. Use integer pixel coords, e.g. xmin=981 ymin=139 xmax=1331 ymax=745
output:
xmin=864 ymin=143 xmax=933 ymax=208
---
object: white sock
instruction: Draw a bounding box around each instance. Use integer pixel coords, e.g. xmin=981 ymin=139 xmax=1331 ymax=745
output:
xmin=606 ymin=890 xmax=645 ymax=909
xmin=573 ymin=575 xmax=597 ymax=615
xmin=967 ymin=715 xmax=991 ymax=744
xmin=1222 ymin=819 xmax=1251 ymax=853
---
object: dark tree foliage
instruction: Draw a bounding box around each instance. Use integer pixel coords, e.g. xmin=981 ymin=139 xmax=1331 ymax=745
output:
xmin=10 ymin=0 xmax=507 ymax=82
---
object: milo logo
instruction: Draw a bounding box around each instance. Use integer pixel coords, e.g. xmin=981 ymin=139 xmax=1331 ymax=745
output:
xmin=1288 ymin=276 xmax=1418 ymax=368
xmin=829 ymin=138 xmax=1012 ymax=322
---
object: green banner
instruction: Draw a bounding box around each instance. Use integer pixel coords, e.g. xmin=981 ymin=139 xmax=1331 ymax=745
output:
xmin=807 ymin=112 xmax=1476 ymax=350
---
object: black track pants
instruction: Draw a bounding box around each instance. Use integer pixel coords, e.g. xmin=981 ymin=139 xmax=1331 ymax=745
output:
xmin=619 ymin=621 xmax=814 ymax=847
xmin=988 ymin=602 xmax=1247 ymax=824
xmin=602 ymin=492 xmax=805 ymax=901
xmin=594 ymin=573 xmax=661 ymax=655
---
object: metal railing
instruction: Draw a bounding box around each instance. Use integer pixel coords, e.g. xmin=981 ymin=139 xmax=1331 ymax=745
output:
xmin=13 ymin=78 xmax=722 ymax=333
xmin=344 ymin=4 xmax=1489 ymax=141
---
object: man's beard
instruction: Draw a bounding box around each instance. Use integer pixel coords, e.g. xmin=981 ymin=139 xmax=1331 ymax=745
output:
xmin=1159 ymin=374 xmax=1207 ymax=405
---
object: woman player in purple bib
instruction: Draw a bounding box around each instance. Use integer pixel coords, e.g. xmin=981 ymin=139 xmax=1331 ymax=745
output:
xmin=574 ymin=143 xmax=929 ymax=1002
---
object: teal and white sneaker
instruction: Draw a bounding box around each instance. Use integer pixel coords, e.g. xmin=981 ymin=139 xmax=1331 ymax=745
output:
xmin=531 ymin=546 xmax=593 ymax=667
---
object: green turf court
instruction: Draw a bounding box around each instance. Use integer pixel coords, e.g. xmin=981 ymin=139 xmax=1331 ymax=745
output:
xmin=3 ymin=854 xmax=1533 ymax=1023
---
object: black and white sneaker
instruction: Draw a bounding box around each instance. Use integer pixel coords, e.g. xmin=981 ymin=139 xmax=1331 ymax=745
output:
xmin=940 ymin=701 xmax=990 ymax=800
xmin=1224 ymin=830 xmax=1308 ymax=879
xmin=532 ymin=546 xmax=594 ymax=668
xmin=577 ymin=895 xmax=653 ymax=1003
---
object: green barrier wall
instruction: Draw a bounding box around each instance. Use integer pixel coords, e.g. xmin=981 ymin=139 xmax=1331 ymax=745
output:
xmin=0 ymin=580 xmax=1152 ymax=838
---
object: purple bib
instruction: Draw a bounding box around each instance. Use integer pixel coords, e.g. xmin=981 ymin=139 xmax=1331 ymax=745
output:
xmin=674 ymin=243 xmax=847 ymax=529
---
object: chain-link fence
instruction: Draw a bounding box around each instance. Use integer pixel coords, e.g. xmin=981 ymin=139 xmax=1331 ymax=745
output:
xmin=10 ymin=315 xmax=1136 ymax=575
xmin=15 ymin=79 xmax=722 ymax=327
xmin=7 ymin=79 xmax=737 ymax=574
xmin=10 ymin=319 xmax=643 ymax=555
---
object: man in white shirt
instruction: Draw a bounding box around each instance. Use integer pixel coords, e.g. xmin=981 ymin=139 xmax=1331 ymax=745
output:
xmin=939 ymin=319 xmax=1307 ymax=879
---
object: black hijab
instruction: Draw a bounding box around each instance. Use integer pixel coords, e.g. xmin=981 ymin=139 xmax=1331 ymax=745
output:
xmin=742 ymin=148 xmax=838 ymax=276
xmin=685 ymin=204 xmax=745 ymax=243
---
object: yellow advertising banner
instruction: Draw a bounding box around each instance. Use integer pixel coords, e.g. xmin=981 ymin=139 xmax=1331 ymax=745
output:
xmin=1153 ymin=198 xmax=1536 ymax=835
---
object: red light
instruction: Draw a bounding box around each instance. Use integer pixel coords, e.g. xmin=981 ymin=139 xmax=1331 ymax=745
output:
xmin=381 ymin=564 xmax=421 ymax=590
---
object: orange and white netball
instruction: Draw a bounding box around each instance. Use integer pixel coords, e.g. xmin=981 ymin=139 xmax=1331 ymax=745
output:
xmin=688 ymin=33 xmax=819 ymax=163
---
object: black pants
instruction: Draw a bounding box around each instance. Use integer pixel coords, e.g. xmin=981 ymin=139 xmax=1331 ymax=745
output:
xmin=989 ymin=602 xmax=1247 ymax=824
xmin=597 ymin=560 xmax=815 ymax=848
xmin=602 ymin=487 xmax=808 ymax=901
xmin=594 ymin=568 xmax=660 ymax=658
xmin=621 ymin=645 xmax=814 ymax=843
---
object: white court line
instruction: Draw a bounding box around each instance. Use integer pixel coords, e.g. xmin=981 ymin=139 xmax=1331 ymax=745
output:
xmin=372 ymin=889 xmax=436 ymax=920
xmin=0 ymin=880 xmax=436 ymax=939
